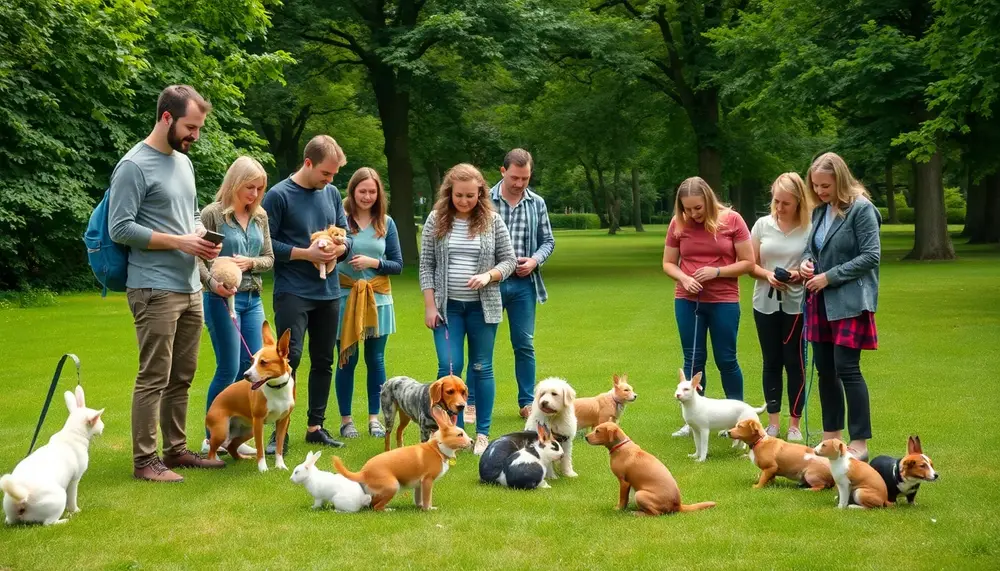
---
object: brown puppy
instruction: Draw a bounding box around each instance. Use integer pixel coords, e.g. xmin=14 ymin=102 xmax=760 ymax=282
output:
xmin=722 ymin=418 xmax=835 ymax=490
xmin=585 ymin=422 xmax=715 ymax=516
xmin=574 ymin=374 xmax=638 ymax=431
xmin=811 ymin=439 xmax=891 ymax=509
xmin=334 ymin=408 xmax=472 ymax=511
xmin=309 ymin=225 xmax=346 ymax=279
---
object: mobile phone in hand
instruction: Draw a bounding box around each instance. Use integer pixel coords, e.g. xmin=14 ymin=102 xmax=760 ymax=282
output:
xmin=202 ymin=230 xmax=225 ymax=245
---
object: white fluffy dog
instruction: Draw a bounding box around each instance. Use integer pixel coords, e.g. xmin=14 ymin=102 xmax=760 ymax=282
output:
xmin=524 ymin=377 xmax=578 ymax=478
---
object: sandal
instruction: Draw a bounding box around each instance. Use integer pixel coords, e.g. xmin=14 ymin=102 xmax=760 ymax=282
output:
xmin=339 ymin=422 xmax=360 ymax=439
xmin=369 ymin=420 xmax=386 ymax=438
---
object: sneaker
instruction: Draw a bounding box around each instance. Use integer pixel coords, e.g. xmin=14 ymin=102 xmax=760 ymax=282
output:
xmin=765 ymin=425 xmax=780 ymax=438
xmin=368 ymin=420 xmax=386 ymax=438
xmin=847 ymin=446 xmax=869 ymax=463
xmin=163 ymin=449 xmax=225 ymax=469
xmin=786 ymin=427 xmax=803 ymax=442
xmin=473 ymin=434 xmax=489 ymax=456
xmin=305 ymin=426 xmax=346 ymax=448
xmin=133 ymin=458 xmax=184 ymax=483
xmin=519 ymin=405 xmax=532 ymax=419
xmin=266 ymin=431 xmax=290 ymax=455
xmin=340 ymin=422 xmax=360 ymax=439
xmin=672 ymin=424 xmax=691 ymax=437
xmin=201 ymin=439 xmax=223 ymax=455
xmin=464 ymin=405 xmax=477 ymax=425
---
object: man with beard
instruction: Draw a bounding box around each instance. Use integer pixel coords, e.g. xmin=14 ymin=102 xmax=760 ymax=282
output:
xmin=262 ymin=135 xmax=353 ymax=453
xmin=109 ymin=85 xmax=226 ymax=482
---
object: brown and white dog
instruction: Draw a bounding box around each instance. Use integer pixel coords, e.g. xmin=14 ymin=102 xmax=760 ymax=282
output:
xmin=333 ymin=408 xmax=472 ymax=511
xmin=585 ymin=422 xmax=715 ymax=516
xmin=380 ymin=375 xmax=468 ymax=451
xmin=810 ymin=439 xmax=890 ymax=509
xmin=870 ymin=436 xmax=939 ymax=505
xmin=574 ymin=373 xmax=638 ymax=432
xmin=309 ymin=225 xmax=346 ymax=279
xmin=205 ymin=320 xmax=295 ymax=473
xmin=721 ymin=418 xmax=834 ymax=490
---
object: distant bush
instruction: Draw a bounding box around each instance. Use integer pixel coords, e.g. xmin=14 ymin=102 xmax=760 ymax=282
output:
xmin=549 ymin=213 xmax=601 ymax=229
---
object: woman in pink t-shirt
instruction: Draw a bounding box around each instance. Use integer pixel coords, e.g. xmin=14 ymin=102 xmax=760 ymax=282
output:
xmin=662 ymin=177 xmax=754 ymax=437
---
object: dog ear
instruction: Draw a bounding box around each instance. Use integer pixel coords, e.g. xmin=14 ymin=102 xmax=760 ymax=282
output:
xmin=612 ymin=374 xmax=621 ymax=386
xmin=64 ymin=390 xmax=77 ymax=412
xmin=75 ymin=385 xmax=86 ymax=409
xmin=429 ymin=380 xmax=444 ymax=406
xmin=261 ymin=320 xmax=275 ymax=346
xmin=277 ymin=329 xmax=291 ymax=359
xmin=678 ymin=368 xmax=686 ymax=383
xmin=908 ymin=435 xmax=922 ymax=455
xmin=563 ymin=384 xmax=577 ymax=408
xmin=430 ymin=406 xmax=450 ymax=429
xmin=691 ymin=372 xmax=703 ymax=392
xmin=535 ymin=422 xmax=547 ymax=442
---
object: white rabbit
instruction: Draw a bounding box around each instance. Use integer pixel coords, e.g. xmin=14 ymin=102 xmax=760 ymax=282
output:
xmin=2 ymin=386 xmax=105 ymax=526
xmin=290 ymin=451 xmax=371 ymax=513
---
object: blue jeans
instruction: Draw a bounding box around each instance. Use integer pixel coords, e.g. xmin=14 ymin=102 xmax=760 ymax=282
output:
xmin=204 ymin=291 xmax=265 ymax=437
xmin=496 ymin=277 xmax=537 ymax=408
xmin=674 ymin=298 xmax=743 ymax=401
xmin=433 ymin=300 xmax=498 ymax=436
xmin=335 ymin=335 xmax=389 ymax=417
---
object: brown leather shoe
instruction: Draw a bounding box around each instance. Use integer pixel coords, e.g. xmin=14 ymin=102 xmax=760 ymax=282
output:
xmin=519 ymin=405 xmax=532 ymax=419
xmin=164 ymin=449 xmax=225 ymax=469
xmin=133 ymin=458 xmax=184 ymax=483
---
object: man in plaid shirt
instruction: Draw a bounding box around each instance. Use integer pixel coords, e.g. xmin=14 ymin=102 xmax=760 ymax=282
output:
xmin=479 ymin=148 xmax=556 ymax=420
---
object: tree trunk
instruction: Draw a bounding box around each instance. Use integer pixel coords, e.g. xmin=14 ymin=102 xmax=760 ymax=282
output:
xmin=964 ymin=174 xmax=988 ymax=242
xmin=885 ymin=160 xmax=898 ymax=224
xmin=732 ymin=179 xmax=759 ymax=228
xmin=608 ymin=163 xmax=621 ymax=235
xmin=906 ymin=152 xmax=956 ymax=260
xmin=693 ymin=89 xmax=723 ymax=192
xmin=632 ymin=167 xmax=644 ymax=232
xmin=581 ymin=159 xmax=608 ymax=228
xmin=596 ymin=160 xmax=610 ymax=229
xmin=372 ymin=68 xmax=418 ymax=265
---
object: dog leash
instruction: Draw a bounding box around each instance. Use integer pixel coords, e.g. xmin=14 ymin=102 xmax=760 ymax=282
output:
xmin=27 ymin=353 xmax=82 ymax=458
xmin=218 ymin=295 xmax=255 ymax=359
xmin=688 ymin=293 xmax=701 ymax=386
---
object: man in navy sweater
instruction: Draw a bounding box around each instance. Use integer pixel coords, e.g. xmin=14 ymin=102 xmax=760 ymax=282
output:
xmin=262 ymin=135 xmax=353 ymax=452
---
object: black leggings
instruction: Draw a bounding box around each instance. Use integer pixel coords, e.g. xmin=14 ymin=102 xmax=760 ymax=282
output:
xmin=753 ymin=309 xmax=805 ymax=417
xmin=813 ymin=342 xmax=872 ymax=441
xmin=273 ymin=292 xmax=340 ymax=428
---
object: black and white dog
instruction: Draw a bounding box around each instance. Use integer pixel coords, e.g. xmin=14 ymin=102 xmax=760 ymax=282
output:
xmin=380 ymin=375 xmax=468 ymax=451
xmin=479 ymin=424 xmax=564 ymax=490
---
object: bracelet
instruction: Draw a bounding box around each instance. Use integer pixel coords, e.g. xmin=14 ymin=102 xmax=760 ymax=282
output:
xmin=716 ymin=267 xmax=721 ymax=278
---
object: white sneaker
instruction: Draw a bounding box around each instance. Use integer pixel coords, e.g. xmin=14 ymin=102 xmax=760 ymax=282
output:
xmin=765 ymin=425 xmax=780 ymax=438
xmin=201 ymin=438 xmax=225 ymax=455
xmin=201 ymin=438 xmax=257 ymax=456
xmin=236 ymin=442 xmax=257 ymax=456
xmin=786 ymin=427 xmax=803 ymax=442
xmin=672 ymin=424 xmax=691 ymax=437
xmin=464 ymin=405 xmax=477 ymax=425
xmin=473 ymin=434 xmax=489 ymax=456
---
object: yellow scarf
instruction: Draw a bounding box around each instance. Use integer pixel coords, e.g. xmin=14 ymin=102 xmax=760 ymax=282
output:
xmin=338 ymin=274 xmax=392 ymax=367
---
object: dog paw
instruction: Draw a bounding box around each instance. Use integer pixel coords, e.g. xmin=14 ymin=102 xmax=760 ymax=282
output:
xmin=693 ymin=457 xmax=706 ymax=463
xmin=53 ymin=519 xmax=69 ymax=525
xmin=258 ymin=460 xmax=269 ymax=473
xmin=564 ymin=470 xmax=579 ymax=478
xmin=275 ymin=459 xmax=288 ymax=471
xmin=688 ymin=452 xmax=700 ymax=459
xmin=68 ymin=507 xmax=81 ymax=514
xmin=538 ymin=481 xmax=552 ymax=489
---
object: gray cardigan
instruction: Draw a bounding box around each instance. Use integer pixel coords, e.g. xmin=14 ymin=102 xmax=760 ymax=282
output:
xmin=419 ymin=210 xmax=517 ymax=324
xmin=803 ymin=196 xmax=882 ymax=321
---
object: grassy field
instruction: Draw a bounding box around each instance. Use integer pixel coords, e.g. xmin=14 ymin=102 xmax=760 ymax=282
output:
xmin=1 ymin=225 xmax=998 ymax=570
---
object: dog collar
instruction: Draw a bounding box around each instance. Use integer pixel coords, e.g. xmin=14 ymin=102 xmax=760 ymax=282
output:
xmin=266 ymin=380 xmax=290 ymax=390
xmin=749 ymin=435 xmax=766 ymax=451
xmin=892 ymin=459 xmax=905 ymax=485
xmin=609 ymin=438 xmax=632 ymax=454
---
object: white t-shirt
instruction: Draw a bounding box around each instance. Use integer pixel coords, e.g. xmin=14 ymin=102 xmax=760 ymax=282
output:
xmin=751 ymin=215 xmax=811 ymax=314
xmin=447 ymin=217 xmax=481 ymax=302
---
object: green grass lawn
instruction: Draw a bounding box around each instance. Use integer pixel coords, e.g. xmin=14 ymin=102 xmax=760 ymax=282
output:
xmin=1 ymin=225 xmax=998 ymax=570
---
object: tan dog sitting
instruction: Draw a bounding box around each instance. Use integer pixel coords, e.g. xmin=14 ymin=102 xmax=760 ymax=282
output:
xmin=574 ymin=373 xmax=638 ymax=432
xmin=309 ymin=225 xmax=346 ymax=279
xmin=585 ymin=422 xmax=715 ymax=516
xmin=810 ymin=439 xmax=891 ymax=509
xmin=721 ymin=418 xmax=835 ymax=490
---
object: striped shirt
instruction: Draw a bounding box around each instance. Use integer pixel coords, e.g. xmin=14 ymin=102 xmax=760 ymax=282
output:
xmin=447 ymin=218 xmax=481 ymax=302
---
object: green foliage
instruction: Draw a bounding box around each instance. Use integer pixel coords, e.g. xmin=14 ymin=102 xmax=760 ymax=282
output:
xmin=548 ymin=213 xmax=601 ymax=230
xmin=877 ymin=207 xmax=966 ymax=225
xmin=944 ymin=186 xmax=966 ymax=209
xmin=0 ymin=287 xmax=59 ymax=309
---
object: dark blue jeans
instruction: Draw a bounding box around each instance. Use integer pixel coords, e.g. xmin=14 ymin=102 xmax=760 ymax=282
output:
xmin=496 ymin=276 xmax=537 ymax=408
xmin=674 ymin=298 xmax=744 ymax=401
xmin=203 ymin=291 xmax=265 ymax=437
xmin=335 ymin=335 xmax=389 ymax=417
xmin=433 ymin=300 xmax=498 ymax=436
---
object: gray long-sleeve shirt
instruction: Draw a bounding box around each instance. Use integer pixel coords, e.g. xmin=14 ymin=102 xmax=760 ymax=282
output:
xmin=107 ymin=141 xmax=202 ymax=293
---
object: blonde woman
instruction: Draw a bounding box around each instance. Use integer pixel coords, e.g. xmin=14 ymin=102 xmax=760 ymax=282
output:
xmin=197 ymin=156 xmax=274 ymax=455
xmin=800 ymin=152 xmax=881 ymax=461
xmin=334 ymin=167 xmax=402 ymax=440
xmin=750 ymin=173 xmax=814 ymax=441
xmin=419 ymin=163 xmax=517 ymax=455
xmin=662 ymin=176 xmax=754 ymax=438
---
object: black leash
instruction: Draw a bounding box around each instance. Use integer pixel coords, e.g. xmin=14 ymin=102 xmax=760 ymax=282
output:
xmin=27 ymin=353 xmax=82 ymax=458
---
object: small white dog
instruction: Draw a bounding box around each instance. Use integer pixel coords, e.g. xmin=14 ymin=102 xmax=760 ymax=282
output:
xmin=524 ymin=377 xmax=578 ymax=478
xmin=673 ymin=368 xmax=765 ymax=462
xmin=290 ymin=451 xmax=371 ymax=513
xmin=2 ymin=386 xmax=104 ymax=526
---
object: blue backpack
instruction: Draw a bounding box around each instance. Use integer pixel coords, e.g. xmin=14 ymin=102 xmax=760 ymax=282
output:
xmin=83 ymin=188 xmax=129 ymax=297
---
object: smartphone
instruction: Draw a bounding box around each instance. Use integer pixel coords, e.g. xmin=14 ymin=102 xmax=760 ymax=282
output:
xmin=202 ymin=230 xmax=225 ymax=245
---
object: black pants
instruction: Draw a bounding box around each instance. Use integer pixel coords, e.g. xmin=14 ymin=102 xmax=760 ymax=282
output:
xmin=753 ymin=309 xmax=805 ymax=417
xmin=273 ymin=292 xmax=339 ymax=427
xmin=813 ymin=342 xmax=872 ymax=441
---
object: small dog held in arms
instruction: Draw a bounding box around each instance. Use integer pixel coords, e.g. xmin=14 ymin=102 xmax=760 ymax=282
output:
xmin=290 ymin=451 xmax=371 ymax=513
xmin=573 ymin=373 xmax=638 ymax=432
xmin=2 ymin=386 xmax=104 ymax=526
xmin=585 ymin=422 xmax=715 ymax=516
xmin=209 ymin=256 xmax=242 ymax=318
xmin=673 ymin=369 xmax=766 ymax=462
xmin=524 ymin=377 xmax=578 ymax=478
xmin=309 ymin=225 xmax=346 ymax=279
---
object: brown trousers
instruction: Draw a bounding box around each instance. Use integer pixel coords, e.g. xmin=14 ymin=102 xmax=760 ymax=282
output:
xmin=127 ymin=288 xmax=203 ymax=467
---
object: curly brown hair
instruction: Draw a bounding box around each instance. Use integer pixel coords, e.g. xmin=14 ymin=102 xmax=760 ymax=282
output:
xmin=344 ymin=167 xmax=388 ymax=238
xmin=433 ymin=163 xmax=494 ymax=239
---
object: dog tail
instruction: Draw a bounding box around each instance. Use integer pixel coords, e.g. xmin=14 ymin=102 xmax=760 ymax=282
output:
xmin=679 ymin=501 xmax=716 ymax=513
xmin=754 ymin=403 xmax=767 ymax=414
xmin=332 ymin=457 xmax=364 ymax=484
xmin=0 ymin=475 xmax=29 ymax=503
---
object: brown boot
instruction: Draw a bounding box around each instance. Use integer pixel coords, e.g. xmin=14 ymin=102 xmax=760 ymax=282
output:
xmin=164 ymin=449 xmax=226 ymax=469
xmin=519 ymin=405 xmax=532 ymax=419
xmin=133 ymin=458 xmax=184 ymax=483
